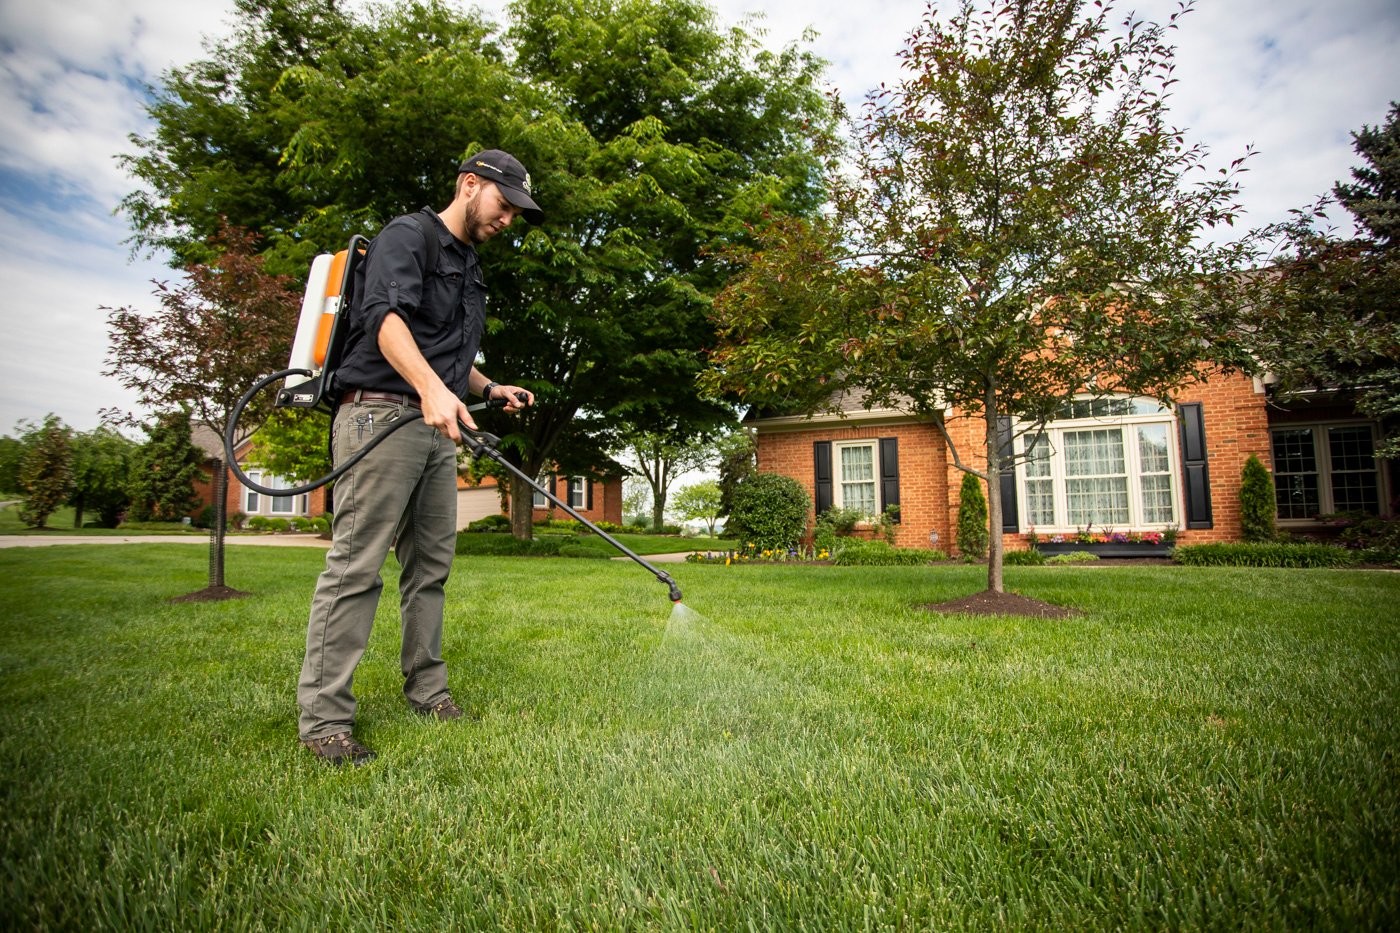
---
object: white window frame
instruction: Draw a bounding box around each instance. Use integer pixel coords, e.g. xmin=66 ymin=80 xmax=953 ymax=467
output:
xmin=832 ymin=439 xmax=881 ymax=519
xmin=241 ymin=469 xmax=308 ymax=516
xmin=568 ymin=477 xmax=588 ymax=509
xmin=533 ymin=474 xmax=550 ymax=509
xmin=1014 ymin=395 xmax=1182 ymax=533
xmin=1272 ymin=422 xmax=1385 ymax=522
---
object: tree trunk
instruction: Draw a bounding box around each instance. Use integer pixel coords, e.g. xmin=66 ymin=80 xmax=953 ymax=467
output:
xmin=209 ymin=457 xmax=227 ymax=588
xmin=509 ymin=473 xmax=534 ymax=540
xmin=983 ymin=386 xmax=1005 ymax=594
xmin=72 ymin=493 xmax=84 ymax=529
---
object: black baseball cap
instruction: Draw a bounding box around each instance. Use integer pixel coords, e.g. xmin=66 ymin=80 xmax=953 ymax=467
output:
xmin=458 ymin=149 xmax=543 ymax=224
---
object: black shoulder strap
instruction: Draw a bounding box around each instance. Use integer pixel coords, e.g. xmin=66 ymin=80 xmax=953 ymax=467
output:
xmin=410 ymin=208 xmax=441 ymax=273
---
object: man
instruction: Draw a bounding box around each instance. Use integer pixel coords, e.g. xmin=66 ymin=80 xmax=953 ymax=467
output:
xmin=298 ymin=149 xmax=542 ymax=766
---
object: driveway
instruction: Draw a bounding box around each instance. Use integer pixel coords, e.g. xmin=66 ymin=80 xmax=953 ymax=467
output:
xmin=0 ymin=534 xmax=332 ymax=549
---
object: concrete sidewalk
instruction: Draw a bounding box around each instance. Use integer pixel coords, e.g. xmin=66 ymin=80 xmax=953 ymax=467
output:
xmin=0 ymin=533 xmax=332 ymax=549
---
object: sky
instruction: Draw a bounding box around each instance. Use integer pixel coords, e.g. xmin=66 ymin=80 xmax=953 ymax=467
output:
xmin=0 ymin=0 xmax=1397 ymax=435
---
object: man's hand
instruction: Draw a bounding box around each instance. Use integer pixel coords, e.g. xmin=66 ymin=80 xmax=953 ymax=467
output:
xmin=486 ymin=383 xmax=534 ymax=413
xmin=421 ymin=382 xmax=472 ymax=442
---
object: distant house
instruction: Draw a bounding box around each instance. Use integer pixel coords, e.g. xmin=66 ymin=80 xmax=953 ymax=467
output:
xmin=191 ymin=424 xmax=624 ymax=530
xmin=745 ymin=372 xmax=1394 ymax=554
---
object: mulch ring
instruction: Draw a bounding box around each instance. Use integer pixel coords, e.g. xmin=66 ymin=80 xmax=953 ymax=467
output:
xmin=169 ymin=585 xmax=251 ymax=603
xmin=925 ymin=589 xmax=1081 ymax=619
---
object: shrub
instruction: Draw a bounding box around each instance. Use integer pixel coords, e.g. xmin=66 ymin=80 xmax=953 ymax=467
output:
xmin=466 ymin=514 xmax=511 ymax=533
xmin=246 ymin=515 xmax=273 ymax=531
xmin=1003 ymin=548 xmax=1047 ymax=566
xmin=831 ymin=540 xmax=939 ymax=566
xmin=726 ymin=474 xmax=811 ymax=551
xmin=309 ymin=516 xmax=330 ymax=534
xmin=1239 ymin=454 xmax=1277 ymax=542
xmin=1173 ymin=542 xmax=1360 ymax=568
xmin=956 ymin=473 xmax=989 ymax=559
xmin=1337 ymin=514 xmax=1400 ymax=565
xmin=1044 ymin=551 xmax=1100 ymax=565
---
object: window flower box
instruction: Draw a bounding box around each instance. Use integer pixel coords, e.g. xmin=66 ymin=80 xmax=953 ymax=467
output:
xmin=1034 ymin=541 xmax=1172 ymax=558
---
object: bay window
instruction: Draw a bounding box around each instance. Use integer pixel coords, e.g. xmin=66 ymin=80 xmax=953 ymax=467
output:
xmin=1017 ymin=396 xmax=1180 ymax=532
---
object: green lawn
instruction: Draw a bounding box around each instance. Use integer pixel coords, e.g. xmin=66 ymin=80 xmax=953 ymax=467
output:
xmin=0 ymin=545 xmax=1395 ymax=929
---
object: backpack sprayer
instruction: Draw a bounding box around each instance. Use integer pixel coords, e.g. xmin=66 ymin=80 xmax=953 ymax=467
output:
xmin=223 ymin=234 xmax=683 ymax=604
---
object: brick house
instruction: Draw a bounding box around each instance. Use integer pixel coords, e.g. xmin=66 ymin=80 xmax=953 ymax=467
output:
xmin=746 ymin=372 xmax=1394 ymax=554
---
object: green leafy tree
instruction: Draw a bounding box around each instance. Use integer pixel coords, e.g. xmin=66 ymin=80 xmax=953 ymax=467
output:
xmin=18 ymin=415 xmax=73 ymax=529
xmin=705 ymin=0 xmax=1255 ymax=593
xmin=127 ymin=411 xmax=204 ymax=523
xmin=956 ymin=472 xmax=989 ymax=560
xmin=120 ymin=0 xmax=829 ymax=540
xmin=68 ymin=427 xmax=138 ymax=528
xmin=624 ymin=430 xmax=715 ymax=530
xmin=1236 ymin=103 xmax=1400 ymax=458
xmin=1239 ymin=454 xmax=1276 ymax=542
xmin=0 ymin=434 xmax=24 ymax=495
xmin=247 ymin=407 xmax=331 ymax=485
xmin=670 ymin=479 xmax=723 ymax=536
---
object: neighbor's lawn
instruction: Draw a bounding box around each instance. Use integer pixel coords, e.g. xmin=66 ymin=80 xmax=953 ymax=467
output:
xmin=0 ymin=545 xmax=1395 ymax=930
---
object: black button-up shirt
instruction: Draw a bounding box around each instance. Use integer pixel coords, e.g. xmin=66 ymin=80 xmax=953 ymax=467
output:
xmin=334 ymin=208 xmax=486 ymax=400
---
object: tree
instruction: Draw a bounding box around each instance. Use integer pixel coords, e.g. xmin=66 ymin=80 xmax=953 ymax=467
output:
xmin=121 ymin=0 xmax=830 ymax=540
xmin=1236 ymin=103 xmax=1400 ymax=458
xmin=671 ymin=479 xmax=723 ymax=535
xmin=0 ymin=434 xmax=23 ymax=494
xmin=714 ymin=428 xmax=756 ymax=517
xmin=18 ymin=415 xmax=73 ymax=529
xmin=1239 ymin=454 xmax=1276 ymax=542
xmin=68 ymin=427 xmax=138 ymax=528
xmin=624 ymin=430 xmax=715 ymax=530
xmin=105 ymin=225 xmax=301 ymax=594
xmin=622 ymin=474 xmax=652 ymax=525
xmin=956 ymin=473 xmax=989 ymax=560
xmin=705 ymin=0 xmax=1255 ymax=594
xmin=127 ymin=411 xmax=204 ymax=523
xmin=247 ymin=407 xmax=331 ymax=486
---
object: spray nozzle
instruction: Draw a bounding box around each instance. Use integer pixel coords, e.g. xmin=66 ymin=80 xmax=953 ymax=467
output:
xmin=659 ymin=573 xmax=683 ymax=604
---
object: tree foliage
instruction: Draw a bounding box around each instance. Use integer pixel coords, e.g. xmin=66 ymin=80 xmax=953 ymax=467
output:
xmin=704 ymin=0 xmax=1255 ymax=592
xmin=1239 ymin=454 xmax=1276 ymax=543
xmin=1235 ymin=102 xmax=1400 ymax=457
xmin=18 ymin=415 xmax=73 ymax=529
xmin=120 ymin=0 xmax=831 ymax=539
xmin=68 ymin=427 xmax=138 ymax=528
xmin=956 ymin=472 xmax=989 ymax=559
xmin=104 ymin=224 xmax=302 ymax=436
xmin=670 ymin=479 xmax=723 ymax=535
xmin=126 ymin=411 xmax=204 ymax=523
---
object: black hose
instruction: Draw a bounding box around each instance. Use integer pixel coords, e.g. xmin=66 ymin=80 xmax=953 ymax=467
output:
xmin=223 ymin=368 xmax=418 ymax=498
xmin=224 ymin=368 xmax=682 ymax=602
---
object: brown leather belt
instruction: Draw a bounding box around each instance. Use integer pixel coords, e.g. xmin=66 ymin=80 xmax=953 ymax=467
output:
xmin=340 ymin=390 xmax=420 ymax=408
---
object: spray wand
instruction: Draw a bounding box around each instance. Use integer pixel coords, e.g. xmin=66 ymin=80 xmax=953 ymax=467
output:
xmin=223 ymin=368 xmax=682 ymax=605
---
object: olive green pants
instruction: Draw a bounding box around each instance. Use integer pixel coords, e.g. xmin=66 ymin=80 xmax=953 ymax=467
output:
xmin=298 ymin=398 xmax=459 ymax=741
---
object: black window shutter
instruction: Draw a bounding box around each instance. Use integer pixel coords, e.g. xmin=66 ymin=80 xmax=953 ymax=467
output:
xmin=997 ymin=417 xmax=1019 ymax=532
xmin=585 ymin=479 xmax=593 ymax=511
xmin=879 ymin=437 xmax=900 ymax=522
xmin=814 ymin=442 xmax=833 ymax=514
xmin=1178 ymin=402 xmax=1213 ymax=529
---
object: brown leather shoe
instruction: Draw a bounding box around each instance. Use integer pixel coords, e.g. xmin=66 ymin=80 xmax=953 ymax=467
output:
xmin=303 ymin=731 xmax=376 ymax=767
xmin=413 ymin=696 xmax=464 ymax=721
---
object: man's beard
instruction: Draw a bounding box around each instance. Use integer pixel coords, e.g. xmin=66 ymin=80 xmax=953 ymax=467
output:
xmin=463 ymin=194 xmax=497 ymax=245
